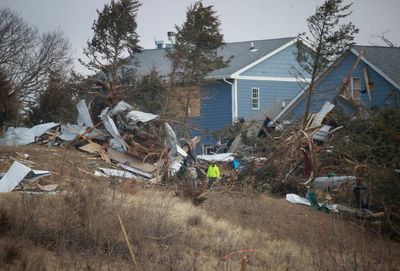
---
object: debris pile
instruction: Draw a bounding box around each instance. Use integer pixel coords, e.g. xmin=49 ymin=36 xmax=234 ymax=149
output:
xmin=0 ymin=99 xmax=197 ymax=186
xmin=230 ymin=101 xmax=394 ymax=221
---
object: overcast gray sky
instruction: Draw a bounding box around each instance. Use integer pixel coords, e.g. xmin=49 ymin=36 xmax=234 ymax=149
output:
xmin=1 ymin=0 xmax=399 ymax=75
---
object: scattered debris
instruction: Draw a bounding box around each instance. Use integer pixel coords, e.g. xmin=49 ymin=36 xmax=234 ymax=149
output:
xmin=0 ymin=161 xmax=51 ymax=192
xmin=314 ymin=175 xmax=357 ymax=191
xmin=197 ymin=153 xmax=235 ymax=162
xmin=285 ymin=193 xmax=337 ymax=212
xmin=94 ymin=168 xmax=137 ymax=179
xmin=0 ymin=122 xmax=59 ymax=145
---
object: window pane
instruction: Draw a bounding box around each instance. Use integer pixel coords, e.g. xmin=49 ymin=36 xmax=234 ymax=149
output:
xmin=252 ymin=88 xmax=259 ymax=109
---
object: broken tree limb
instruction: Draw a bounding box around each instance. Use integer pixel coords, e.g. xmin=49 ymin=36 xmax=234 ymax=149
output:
xmin=155 ymin=145 xmax=168 ymax=183
xmin=116 ymin=209 xmax=137 ymax=266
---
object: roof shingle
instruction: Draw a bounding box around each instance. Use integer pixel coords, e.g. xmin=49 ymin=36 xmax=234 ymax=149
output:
xmin=132 ymin=37 xmax=296 ymax=79
xmin=354 ymin=45 xmax=400 ymax=87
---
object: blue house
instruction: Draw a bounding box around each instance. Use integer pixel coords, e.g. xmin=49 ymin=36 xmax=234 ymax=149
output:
xmin=134 ymin=37 xmax=310 ymax=153
xmin=275 ymin=46 xmax=400 ymax=122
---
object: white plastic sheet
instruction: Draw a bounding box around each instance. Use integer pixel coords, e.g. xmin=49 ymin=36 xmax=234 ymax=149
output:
xmin=100 ymin=108 xmax=127 ymax=152
xmin=58 ymin=124 xmax=103 ymax=142
xmin=58 ymin=124 xmax=86 ymax=141
xmin=285 ymin=193 xmax=337 ymax=211
xmin=197 ymin=153 xmax=235 ymax=162
xmin=313 ymin=125 xmax=331 ymax=142
xmin=107 ymin=101 xmax=134 ymax=116
xmin=118 ymin=163 xmax=153 ymax=179
xmin=2 ymin=122 xmax=59 ymax=145
xmin=165 ymin=123 xmax=178 ymax=157
xmin=76 ymin=99 xmax=94 ymax=128
xmin=0 ymin=161 xmax=31 ymax=192
xmin=95 ymin=168 xmax=136 ymax=179
xmin=125 ymin=110 xmax=159 ymax=123
xmin=4 ymin=128 xmax=34 ymax=145
xmin=286 ymin=193 xmax=311 ymax=206
xmin=0 ymin=162 xmax=51 ymax=192
xmin=311 ymin=101 xmax=335 ymax=127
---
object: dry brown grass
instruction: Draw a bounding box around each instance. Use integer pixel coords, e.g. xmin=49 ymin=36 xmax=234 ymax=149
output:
xmin=1 ymin=145 xmax=399 ymax=270
xmin=0 ymin=184 xmax=314 ymax=270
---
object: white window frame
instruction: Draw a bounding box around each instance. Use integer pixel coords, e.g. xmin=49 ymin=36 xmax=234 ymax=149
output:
xmin=203 ymin=144 xmax=215 ymax=155
xmin=251 ymin=87 xmax=260 ymax=110
xmin=351 ymin=77 xmax=361 ymax=100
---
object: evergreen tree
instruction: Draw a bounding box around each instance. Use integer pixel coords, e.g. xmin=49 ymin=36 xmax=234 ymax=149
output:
xmin=297 ymin=0 xmax=359 ymax=126
xmin=30 ymin=72 xmax=75 ymax=124
xmin=128 ymin=70 xmax=165 ymax=114
xmin=81 ymin=0 xmax=141 ymax=105
xmin=165 ymin=1 xmax=228 ymax=119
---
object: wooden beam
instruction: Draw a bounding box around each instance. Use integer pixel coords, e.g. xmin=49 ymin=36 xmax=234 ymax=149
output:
xmin=363 ymin=66 xmax=372 ymax=101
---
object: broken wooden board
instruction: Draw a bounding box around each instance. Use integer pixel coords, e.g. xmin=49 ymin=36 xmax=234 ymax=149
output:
xmin=99 ymin=150 xmax=111 ymax=163
xmin=363 ymin=66 xmax=372 ymax=101
xmin=107 ymin=147 xmax=156 ymax=173
xmin=79 ymin=142 xmax=104 ymax=154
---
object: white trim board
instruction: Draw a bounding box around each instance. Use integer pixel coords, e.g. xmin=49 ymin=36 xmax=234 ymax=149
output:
xmin=234 ymin=79 xmax=238 ymax=121
xmin=230 ymin=38 xmax=297 ymax=78
xmin=232 ymin=75 xmax=311 ymax=82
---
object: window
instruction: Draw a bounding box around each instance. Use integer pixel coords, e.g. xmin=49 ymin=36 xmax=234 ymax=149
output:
xmin=251 ymin=88 xmax=260 ymax=109
xmin=351 ymin=78 xmax=361 ymax=100
xmin=203 ymin=144 xmax=215 ymax=155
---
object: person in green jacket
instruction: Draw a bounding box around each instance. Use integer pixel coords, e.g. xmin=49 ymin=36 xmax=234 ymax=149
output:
xmin=207 ymin=161 xmax=220 ymax=188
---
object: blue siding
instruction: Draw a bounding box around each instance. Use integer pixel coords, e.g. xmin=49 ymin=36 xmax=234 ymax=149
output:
xmin=241 ymin=44 xmax=309 ymax=78
xmin=237 ymin=80 xmax=306 ymax=120
xmin=288 ymin=53 xmax=400 ymax=119
xmin=189 ymin=81 xmax=232 ymax=147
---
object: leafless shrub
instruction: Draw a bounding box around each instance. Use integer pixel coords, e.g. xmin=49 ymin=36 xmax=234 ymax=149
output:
xmin=0 ymin=208 xmax=11 ymax=236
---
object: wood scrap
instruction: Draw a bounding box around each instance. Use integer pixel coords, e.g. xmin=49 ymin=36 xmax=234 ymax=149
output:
xmin=79 ymin=142 xmax=104 ymax=154
xmin=107 ymin=147 xmax=156 ymax=173
xmin=99 ymin=150 xmax=111 ymax=163
xmin=363 ymin=66 xmax=372 ymax=101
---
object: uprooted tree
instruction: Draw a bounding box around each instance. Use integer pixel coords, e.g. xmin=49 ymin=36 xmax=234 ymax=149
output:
xmin=296 ymin=0 xmax=359 ymax=127
xmin=165 ymin=1 xmax=228 ymax=121
xmin=0 ymin=7 xmax=71 ymax=120
xmin=80 ymin=0 xmax=141 ymax=106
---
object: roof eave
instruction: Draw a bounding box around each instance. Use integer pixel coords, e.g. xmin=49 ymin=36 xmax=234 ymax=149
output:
xmin=350 ymin=47 xmax=400 ymax=90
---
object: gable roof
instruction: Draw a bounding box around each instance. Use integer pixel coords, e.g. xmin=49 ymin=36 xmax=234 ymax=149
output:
xmin=132 ymin=37 xmax=296 ymax=79
xmin=273 ymin=45 xmax=400 ymax=122
xmin=352 ymin=46 xmax=400 ymax=88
